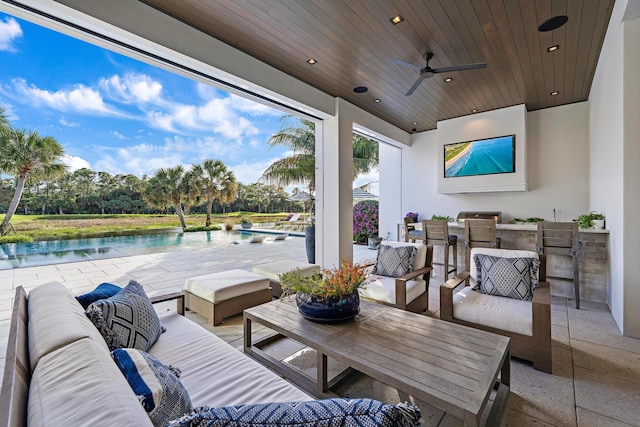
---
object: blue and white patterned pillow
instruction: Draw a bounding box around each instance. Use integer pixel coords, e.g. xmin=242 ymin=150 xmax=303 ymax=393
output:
xmin=112 ymin=348 xmax=192 ymax=427
xmin=86 ymin=280 xmax=164 ymax=351
xmin=374 ymin=245 xmax=417 ymax=278
xmin=167 ymin=398 xmax=421 ymax=427
xmin=473 ymin=254 xmax=541 ymax=301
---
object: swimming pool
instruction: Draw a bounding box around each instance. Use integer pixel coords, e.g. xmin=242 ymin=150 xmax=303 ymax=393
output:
xmin=0 ymin=229 xmax=295 ymax=270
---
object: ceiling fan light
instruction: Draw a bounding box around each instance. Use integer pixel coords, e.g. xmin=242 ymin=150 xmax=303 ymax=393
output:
xmin=547 ymin=44 xmax=560 ymax=52
xmin=390 ymin=15 xmax=404 ymax=25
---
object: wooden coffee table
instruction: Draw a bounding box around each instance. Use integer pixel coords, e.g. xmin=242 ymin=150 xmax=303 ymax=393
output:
xmin=244 ymin=299 xmax=510 ymax=426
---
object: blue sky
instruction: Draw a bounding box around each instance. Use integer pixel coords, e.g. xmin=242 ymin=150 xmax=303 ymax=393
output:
xmin=0 ymin=12 xmax=297 ymax=185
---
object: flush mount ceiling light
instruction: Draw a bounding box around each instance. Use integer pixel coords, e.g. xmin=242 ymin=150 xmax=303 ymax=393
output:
xmin=353 ymin=86 xmax=368 ymax=93
xmin=306 ymin=58 xmax=317 ymax=65
xmin=389 ymin=15 xmax=404 ymax=25
xmin=538 ymin=15 xmax=568 ymax=32
xmin=547 ymin=44 xmax=560 ymax=52
xmin=472 ymin=109 xmax=478 ymax=113
xmin=444 ymin=77 xmax=453 ymax=83
xmin=550 ymin=91 xmax=559 ymax=96
xmin=373 ymin=98 xmax=381 ymax=103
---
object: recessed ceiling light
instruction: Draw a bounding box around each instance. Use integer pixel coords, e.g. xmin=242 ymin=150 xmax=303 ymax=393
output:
xmin=412 ymin=122 xmax=418 ymax=125
xmin=550 ymin=91 xmax=559 ymax=96
xmin=538 ymin=15 xmax=568 ymax=32
xmin=306 ymin=58 xmax=317 ymax=65
xmin=353 ymin=86 xmax=368 ymax=93
xmin=373 ymin=98 xmax=381 ymax=103
xmin=472 ymin=109 xmax=478 ymax=113
xmin=389 ymin=15 xmax=404 ymax=25
xmin=444 ymin=77 xmax=453 ymax=83
xmin=547 ymin=44 xmax=560 ymax=52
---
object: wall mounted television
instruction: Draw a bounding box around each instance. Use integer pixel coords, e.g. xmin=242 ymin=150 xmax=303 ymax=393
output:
xmin=444 ymin=134 xmax=516 ymax=178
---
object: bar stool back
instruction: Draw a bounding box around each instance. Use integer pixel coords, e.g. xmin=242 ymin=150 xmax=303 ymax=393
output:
xmin=403 ymin=217 xmax=425 ymax=243
xmin=422 ymin=219 xmax=458 ymax=280
xmin=464 ymin=219 xmax=501 ymax=269
xmin=536 ymin=222 xmax=581 ymax=308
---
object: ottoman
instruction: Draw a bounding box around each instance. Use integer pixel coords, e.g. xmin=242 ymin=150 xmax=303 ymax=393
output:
xmin=251 ymin=260 xmax=320 ymax=297
xmin=184 ymin=269 xmax=271 ymax=325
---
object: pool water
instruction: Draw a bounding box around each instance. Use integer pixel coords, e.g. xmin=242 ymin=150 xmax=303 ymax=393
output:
xmin=0 ymin=229 xmax=290 ymax=270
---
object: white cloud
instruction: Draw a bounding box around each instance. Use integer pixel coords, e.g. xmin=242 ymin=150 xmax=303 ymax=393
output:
xmin=100 ymin=73 xmax=163 ymax=104
xmin=10 ymin=78 xmax=118 ymax=115
xmin=60 ymin=154 xmax=91 ymax=172
xmin=111 ymin=131 xmax=126 ymax=139
xmin=59 ymin=117 xmax=80 ymax=127
xmin=229 ymin=158 xmax=283 ymax=184
xmin=0 ymin=17 xmax=22 ymax=52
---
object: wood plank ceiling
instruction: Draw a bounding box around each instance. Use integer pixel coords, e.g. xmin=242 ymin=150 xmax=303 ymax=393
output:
xmin=140 ymin=0 xmax=614 ymax=133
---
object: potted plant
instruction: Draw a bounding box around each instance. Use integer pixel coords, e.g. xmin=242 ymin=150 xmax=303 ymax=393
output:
xmin=405 ymin=211 xmax=419 ymax=223
xmin=431 ymin=214 xmax=453 ymax=222
xmin=279 ymin=259 xmax=368 ymax=323
xmin=577 ymin=212 xmax=605 ymax=229
xmin=240 ymin=215 xmax=253 ymax=229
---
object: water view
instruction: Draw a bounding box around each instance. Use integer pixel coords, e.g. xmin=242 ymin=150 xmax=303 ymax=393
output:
xmin=0 ymin=230 xmax=294 ymax=270
xmin=444 ymin=136 xmax=515 ymax=178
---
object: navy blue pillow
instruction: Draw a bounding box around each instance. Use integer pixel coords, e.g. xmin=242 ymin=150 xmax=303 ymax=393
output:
xmin=76 ymin=283 xmax=121 ymax=309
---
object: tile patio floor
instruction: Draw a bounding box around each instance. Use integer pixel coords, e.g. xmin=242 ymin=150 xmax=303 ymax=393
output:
xmin=1 ymin=237 xmax=639 ymax=426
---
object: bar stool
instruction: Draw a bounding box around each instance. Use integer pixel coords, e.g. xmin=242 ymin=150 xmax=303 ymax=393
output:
xmin=536 ymin=222 xmax=581 ymax=309
xmin=403 ymin=217 xmax=424 ymax=243
xmin=422 ymin=219 xmax=457 ymax=280
xmin=464 ymin=219 xmax=501 ymax=269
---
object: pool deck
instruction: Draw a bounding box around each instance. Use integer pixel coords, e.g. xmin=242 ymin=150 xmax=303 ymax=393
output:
xmin=1 ymin=237 xmax=639 ymax=426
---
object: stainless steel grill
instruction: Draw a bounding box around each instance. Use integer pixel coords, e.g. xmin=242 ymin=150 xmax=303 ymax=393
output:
xmin=456 ymin=211 xmax=502 ymax=223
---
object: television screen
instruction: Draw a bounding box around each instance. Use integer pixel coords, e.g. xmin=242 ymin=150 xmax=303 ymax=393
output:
xmin=444 ymin=135 xmax=515 ymax=178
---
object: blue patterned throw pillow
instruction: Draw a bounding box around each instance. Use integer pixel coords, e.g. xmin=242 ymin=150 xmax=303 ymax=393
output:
xmin=167 ymin=398 xmax=421 ymax=427
xmin=374 ymin=244 xmax=417 ymax=278
xmin=112 ymin=348 xmax=192 ymax=427
xmin=473 ymin=254 xmax=541 ymax=301
xmin=76 ymin=282 xmax=121 ymax=309
xmin=86 ymin=280 xmax=164 ymax=351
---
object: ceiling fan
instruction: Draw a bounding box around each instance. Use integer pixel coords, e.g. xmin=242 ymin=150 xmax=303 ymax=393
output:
xmin=391 ymin=52 xmax=488 ymax=96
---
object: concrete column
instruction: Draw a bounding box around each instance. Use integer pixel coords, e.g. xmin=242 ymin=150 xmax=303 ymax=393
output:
xmin=378 ymin=143 xmax=402 ymax=241
xmin=315 ymin=101 xmax=354 ymax=268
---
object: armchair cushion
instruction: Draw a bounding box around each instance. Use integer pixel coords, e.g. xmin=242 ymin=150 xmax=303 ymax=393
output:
xmin=473 ymin=254 xmax=540 ymax=301
xmin=374 ymin=244 xmax=417 ymax=278
xmin=359 ymin=276 xmax=426 ymax=305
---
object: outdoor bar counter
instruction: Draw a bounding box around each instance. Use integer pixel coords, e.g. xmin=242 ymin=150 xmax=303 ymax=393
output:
xmin=407 ymin=222 xmax=609 ymax=304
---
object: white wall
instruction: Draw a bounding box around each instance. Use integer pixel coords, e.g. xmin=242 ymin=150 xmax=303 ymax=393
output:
xmin=437 ymin=105 xmax=528 ymax=193
xmin=378 ymin=143 xmax=402 ymax=241
xmin=403 ymin=102 xmax=589 ymax=223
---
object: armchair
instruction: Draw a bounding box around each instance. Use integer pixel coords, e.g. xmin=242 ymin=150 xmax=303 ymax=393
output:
xmin=359 ymin=241 xmax=433 ymax=313
xmin=439 ymin=247 xmax=552 ymax=373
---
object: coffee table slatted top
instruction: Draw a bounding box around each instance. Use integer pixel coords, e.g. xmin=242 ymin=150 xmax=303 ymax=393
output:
xmin=244 ymin=299 xmax=510 ymax=424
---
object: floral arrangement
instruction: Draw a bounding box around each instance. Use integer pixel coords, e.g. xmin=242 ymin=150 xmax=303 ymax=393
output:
xmin=279 ymin=259 xmax=368 ymax=300
xmin=353 ymin=200 xmax=379 ymax=243
xmin=405 ymin=211 xmax=419 ymax=222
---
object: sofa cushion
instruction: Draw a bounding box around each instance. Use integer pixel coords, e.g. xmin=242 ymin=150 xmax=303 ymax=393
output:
xmin=473 ymin=254 xmax=540 ymax=301
xmin=358 ymin=277 xmax=426 ymax=306
xmin=374 ymin=244 xmax=417 ymax=277
xmin=86 ymin=280 xmax=164 ymax=352
xmin=166 ymin=399 xmax=421 ymax=427
xmin=28 ymin=338 xmax=153 ymax=427
xmin=76 ymin=282 xmax=121 ymax=309
xmin=28 ymin=282 xmax=109 ymax=371
xmin=112 ymin=348 xmax=192 ymax=427
xmin=453 ymin=286 xmax=533 ymax=336
xmin=150 ymin=313 xmax=312 ymax=407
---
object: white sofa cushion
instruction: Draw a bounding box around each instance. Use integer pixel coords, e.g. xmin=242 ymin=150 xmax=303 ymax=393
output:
xmin=359 ymin=277 xmax=426 ymax=306
xmin=149 ymin=313 xmax=312 ymax=407
xmin=28 ymin=282 xmax=109 ymax=371
xmin=184 ymin=269 xmax=270 ymax=303
xmin=28 ymin=338 xmax=153 ymax=427
xmin=452 ymin=286 xmax=533 ymax=336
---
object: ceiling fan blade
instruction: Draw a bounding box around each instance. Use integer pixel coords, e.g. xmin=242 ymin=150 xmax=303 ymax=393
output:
xmin=391 ymin=58 xmax=422 ymax=72
xmin=405 ymin=75 xmax=427 ymax=96
xmin=433 ymin=62 xmax=488 ymax=73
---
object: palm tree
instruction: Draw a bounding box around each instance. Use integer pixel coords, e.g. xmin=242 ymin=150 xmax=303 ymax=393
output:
xmin=191 ymin=159 xmax=238 ymax=227
xmin=261 ymin=116 xmax=379 ymax=192
xmin=0 ymin=129 xmax=66 ymax=234
xmin=144 ymin=166 xmax=188 ymax=231
xmin=0 ymin=105 xmax=9 ymax=132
